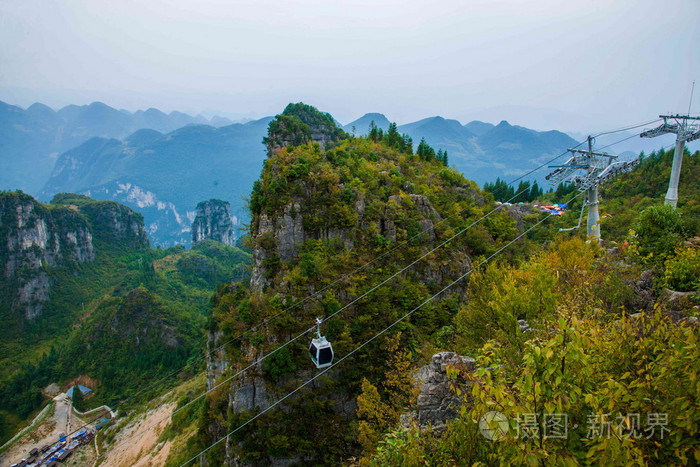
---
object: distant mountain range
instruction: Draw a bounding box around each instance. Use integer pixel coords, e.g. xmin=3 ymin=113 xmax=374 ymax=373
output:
xmin=40 ymin=118 xmax=272 ymax=246
xmin=0 ymin=100 xmax=234 ymax=194
xmin=345 ymin=114 xmax=579 ymax=182
xmin=5 ymin=100 xmax=684 ymax=248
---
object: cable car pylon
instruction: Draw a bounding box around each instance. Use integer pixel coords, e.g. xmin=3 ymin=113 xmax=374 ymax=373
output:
xmin=640 ymin=114 xmax=700 ymax=208
xmin=546 ymin=136 xmax=638 ymax=241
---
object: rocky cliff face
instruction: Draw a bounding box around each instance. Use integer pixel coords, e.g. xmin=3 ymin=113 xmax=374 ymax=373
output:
xmin=1 ymin=192 xmax=149 ymax=319
xmin=1 ymin=192 xmax=94 ymax=319
xmin=76 ymin=197 xmax=149 ymax=248
xmin=191 ymin=199 xmax=235 ymax=246
xmin=263 ymin=102 xmax=347 ymax=154
xmin=249 ymin=191 xmax=461 ymax=293
xmin=204 ymin=104 xmax=487 ymax=464
xmin=404 ymin=352 xmax=476 ymax=431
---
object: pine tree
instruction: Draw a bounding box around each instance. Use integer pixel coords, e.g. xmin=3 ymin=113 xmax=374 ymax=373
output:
xmin=368 ymin=121 xmax=383 ymax=142
xmin=402 ymin=134 xmax=413 ymax=154
xmin=416 ymin=138 xmax=435 ymax=161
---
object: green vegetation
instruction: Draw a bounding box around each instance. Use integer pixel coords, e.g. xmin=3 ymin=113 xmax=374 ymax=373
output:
xmin=483 ymin=177 xmax=550 ymax=203
xmin=263 ymin=102 xmax=347 ymax=151
xmin=61 ymin=287 xmax=202 ymax=406
xmin=4 ymin=104 xmax=698 ymax=463
xmin=362 ymin=148 xmax=700 ymax=465
xmin=664 ymin=248 xmax=700 ymax=292
xmin=371 ymin=312 xmax=699 ymax=465
xmin=633 ymin=204 xmax=686 ymax=262
xmin=601 ymin=148 xmax=700 ymax=243
xmin=0 ymin=192 xmax=251 ymax=444
xmin=195 ymin=112 xmax=697 ymax=465
xmin=192 ymin=104 xmax=549 ymax=464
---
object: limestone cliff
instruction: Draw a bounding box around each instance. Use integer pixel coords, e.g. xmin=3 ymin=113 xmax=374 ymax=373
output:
xmin=263 ymin=102 xmax=347 ymax=154
xmin=405 ymin=351 xmax=476 ymax=430
xmin=1 ymin=192 xmax=94 ymax=319
xmin=191 ymin=199 xmax=235 ymax=246
xmin=73 ymin=196 xmax=149 ymax=248
xmin=203 ymin=104 xmax=493 ymax=464
xmin=0 ymin=192 xmax=148 ymax=319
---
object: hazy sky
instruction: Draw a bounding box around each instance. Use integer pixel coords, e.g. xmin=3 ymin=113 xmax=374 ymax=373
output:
xmin=1 ymin=0 xmax=698 ymax=131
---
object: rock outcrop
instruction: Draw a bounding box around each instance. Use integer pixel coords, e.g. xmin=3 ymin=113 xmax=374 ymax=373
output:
xmin=1 ymin=192 xmax=94 ymax=319
xmin=1 ymin=192 xmax=149 ymax=319
xmin=632 ymin=269 xmax=657 ymax=312
xmin=78 ymin=198 xmax=149 ymax=248
xmin=249 ymin=192 xmax=457 ymax=293
xmin=205 ymin=104 xmax=484 ymax=464
xmin=263 ymin=102 xmax=347 ymax=154
xmin=191 ymin=199 xmax=235 ymax=246
xmin=408 ymin=352 xmax=476 ymax=430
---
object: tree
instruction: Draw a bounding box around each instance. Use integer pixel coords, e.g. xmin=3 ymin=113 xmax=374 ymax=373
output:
xmin=357 ymin=378 xmax=392 ymax=456
xmin=416 ymin=138 xmax=435 ymax=162
xmin=368 ymin=121 xmax=383 ymax=142
xmin=384 ymin=122 xmax=402 ymax=149
xmin=71 ymin=385 xmax=84 ymax=412
xmin=483 ymin=177 xmax=516 ymax=202
xmin=554 ymin=181 xmax=576 ymax=201
xmin=529 ymin=181 xmax=542 ymax=201
xmin=633 ymin=204 xmax=684 ymax=262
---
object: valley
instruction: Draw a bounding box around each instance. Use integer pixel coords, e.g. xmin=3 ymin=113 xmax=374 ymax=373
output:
xmin=2 ymin=1 xmax=698 ymax=464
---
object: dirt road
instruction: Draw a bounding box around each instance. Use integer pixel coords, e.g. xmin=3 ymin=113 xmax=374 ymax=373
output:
xmin=0 ymin=393 xmax=92 ymax=466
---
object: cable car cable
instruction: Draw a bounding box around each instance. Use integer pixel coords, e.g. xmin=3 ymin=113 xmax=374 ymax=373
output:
xmin=94 ymin=118 xmax=653 ymax=457
xmin=97 ymin=181 xmax=546 ymax=460
xmin=591 ymin=118 xmax=662 ymax=138
xmin=179 ymin=200 xmax=570 ymax=466
xmin=76 ymin=126 xmax=600 ymax=437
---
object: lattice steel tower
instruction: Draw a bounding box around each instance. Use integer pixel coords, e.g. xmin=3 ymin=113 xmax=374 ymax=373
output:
xmin=640 ymin=115 xmax=700 ymax=208
xmin=546 ymin=136 xmax=639 ymax=240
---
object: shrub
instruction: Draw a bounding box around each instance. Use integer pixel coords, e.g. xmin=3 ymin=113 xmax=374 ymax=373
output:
xmin=634 ymin=204 xmax=684 ymax=262
xmin=664 ymin=248 xmax=700 ymax=292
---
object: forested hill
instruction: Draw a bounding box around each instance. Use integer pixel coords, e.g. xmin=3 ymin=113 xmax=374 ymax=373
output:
xmin=164 ymin=105 xmax=699 ymax=466
xmin=363 ymin=147 xmax=700 ymax=465
xmin=346 ymin=113 xmax=580 ymax=184
xmin=187 ymin=103 xmax=540 ymax=465
xmin=0 ymin=191 xmax=251 ymax=444
xmin=20 ymin=101 xmax=581 ymax=248
xmin=601 ymin=147 xmax=700 ymax=242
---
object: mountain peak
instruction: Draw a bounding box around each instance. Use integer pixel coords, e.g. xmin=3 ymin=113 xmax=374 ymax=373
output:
xmin=264 ymin=103 xmax=347 ymax=153
xmin=344 ymin=112 xmax=391 ymax=135
xmin=88 ymin=101 xmax=112 ymax=110
xmin=27 ymin=102 xmax=55 ymax=114
xmin=464 ymin=120 xmax=495 ymax=136
xmin=125 ymin=128 xmax=163 ymax=146
xmin=143 ymin=107 xmax=167 ymax=117
xmin=361 ymin=112 xmax=387 ymax=119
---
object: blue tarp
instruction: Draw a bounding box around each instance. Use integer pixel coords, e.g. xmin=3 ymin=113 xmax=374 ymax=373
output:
xmin=96 ymin=417 xmax=110 ymax=430
xmin=66 ymin=384 xmax=92 ymax=398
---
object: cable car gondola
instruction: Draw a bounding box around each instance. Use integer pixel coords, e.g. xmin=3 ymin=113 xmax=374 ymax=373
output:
xmin=309 ymin=318 xmax=334 ymax=369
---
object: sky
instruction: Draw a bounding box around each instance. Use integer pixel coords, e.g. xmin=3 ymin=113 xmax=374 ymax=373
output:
xmin=1 ymin=0 xmax=698 ymax=132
